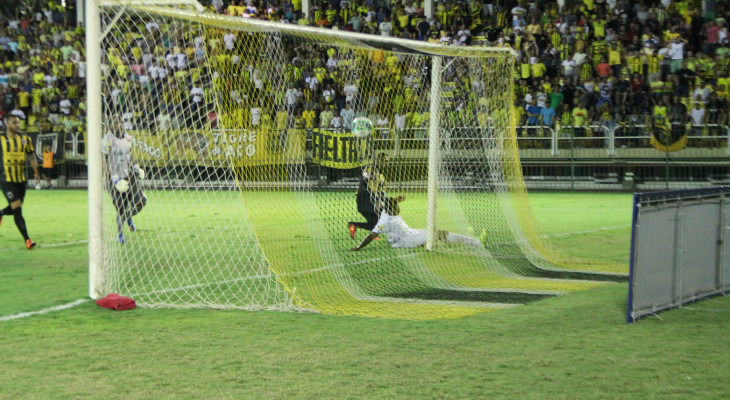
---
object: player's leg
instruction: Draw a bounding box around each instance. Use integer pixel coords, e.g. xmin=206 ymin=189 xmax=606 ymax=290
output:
xmin=363 ymin=210 xmax=379 ymax=230
xmin=127 ymin=177 xmax=147 ymax=231
xmin=352 ymin=195 xmax=378 ymax=229
xmin=3 ymin=183 xmax=35 ymax=249
xmin=43 ymin=168 xmax=53 ymax=189
xmin=443 ymin=231 xmax=484 ymax=248
xmin=399 ymin=229 xmax=427 ymax=248
xmin=126 ymin=177 xmax=138 ymax=231
xmin=111 ymin=187 xmax=128 ymax=243
xmin=0 ymin=204 xmax=11 ymax=227
xmin=116 ymin=213 xmax=126 ymax=243
xmin=0 ymin=181 xmax=13 ymax=227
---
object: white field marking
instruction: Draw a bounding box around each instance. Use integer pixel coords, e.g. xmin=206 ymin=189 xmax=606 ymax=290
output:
xmin=0 ymin=226 xmax=629 ymax=252
xmin=130 ymin=252 xmax=422 ymax=297
xmin=2 ymin=225 xmax=630 ymax=317
xmin=681 ymin=306 xmax=729 ymax=312
xmin=481 ymin=224 xmax=631 ymax=249
xmin=541 ymin=225 xmax=630 ymax=239
xmin=0 ymin=299 xmax=89 ymax=322
xmin=0 ymin=239 xmax=88 ymax=252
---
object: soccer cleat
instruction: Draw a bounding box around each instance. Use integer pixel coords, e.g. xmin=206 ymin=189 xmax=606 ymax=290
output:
xmin=25 ymin=238 xmax=36 ymax=249
xmin=118 ymin=234 xmax=126 ymax=244
xmin=348 ymin=223 xmax=356 ymax=239
xmin=128 ymin=218 xmax=136 ymax=232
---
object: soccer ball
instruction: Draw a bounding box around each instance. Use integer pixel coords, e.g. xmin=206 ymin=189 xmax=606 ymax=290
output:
xmin=351 ymin=117 xmax=373 ymax=139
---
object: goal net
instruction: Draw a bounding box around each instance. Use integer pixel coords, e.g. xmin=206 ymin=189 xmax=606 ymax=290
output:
xmin=89 ymin=1 xmax=625 ymax=319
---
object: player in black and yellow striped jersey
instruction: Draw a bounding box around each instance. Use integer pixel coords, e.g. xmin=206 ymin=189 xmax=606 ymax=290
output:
xmin=0 ymin=113 xmax=40 ymax=249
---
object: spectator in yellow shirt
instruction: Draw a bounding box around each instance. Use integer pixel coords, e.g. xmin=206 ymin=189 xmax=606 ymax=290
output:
xmin=530 ymin=59 xmax=547 ymax=80
xmin=608 ymin=42 xmax=622 ymax=77
xmin=18 ymin=86 xmax=31 ymax=118
xmin=302 ymin=104 xmax=316 ymax=129
xmin=571 ymin=103 xmax=589 ymax=138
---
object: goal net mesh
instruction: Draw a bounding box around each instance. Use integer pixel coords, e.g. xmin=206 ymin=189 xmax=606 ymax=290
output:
xmin=97 ymin=2 xmax=624 ymax=319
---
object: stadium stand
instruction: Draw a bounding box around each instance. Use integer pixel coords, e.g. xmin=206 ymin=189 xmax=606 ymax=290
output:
xmin=0 ymin=0 xmax=728 ymax=187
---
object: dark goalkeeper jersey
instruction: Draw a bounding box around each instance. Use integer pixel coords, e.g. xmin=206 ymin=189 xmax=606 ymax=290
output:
xmin=0 ymin=133 xmax=34 ymax=183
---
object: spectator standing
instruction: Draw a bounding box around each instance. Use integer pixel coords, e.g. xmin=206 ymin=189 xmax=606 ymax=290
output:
xmin=341 ymin=102 xmax=354 ymax=129
xmin=571 ymin=102 xmax=589 ymax=139
xmin=689 ymin=101 xmax=706 ymax=142
xmin=379 ymin=16 xmax=393 ymax=37
xmin=675 ymin=61 xmax=696 ymax=98
xmin=669 ymin=37 xmax=686 ymax=74
xmin=41 ymin=144 xmax=55 ymax=189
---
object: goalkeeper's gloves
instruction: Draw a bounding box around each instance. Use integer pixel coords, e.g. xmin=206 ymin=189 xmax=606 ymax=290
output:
xmin=133 ymin=164 xmax=146 ymax=179
xmin=112 ymin=175 xmax=130 ymax=193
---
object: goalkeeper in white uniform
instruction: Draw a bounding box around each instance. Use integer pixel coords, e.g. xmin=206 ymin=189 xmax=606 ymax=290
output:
xmin=102 ymin=126 xmax=147 ymax=244
xmin=349 ymin=196 xmax=483 ymax=251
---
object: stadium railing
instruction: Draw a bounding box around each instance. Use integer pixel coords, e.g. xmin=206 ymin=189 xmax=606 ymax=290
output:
xmin=30 ymin=123 xmax=730 ymax=190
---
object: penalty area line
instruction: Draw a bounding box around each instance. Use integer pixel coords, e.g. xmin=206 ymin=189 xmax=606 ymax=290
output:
xmin=542 ymin=225 xmax=630 ymax=239
xmin=0 ymin=239 xmax=88 ymax=252
xmin=0 ymin=299 xmax=89 ymax=322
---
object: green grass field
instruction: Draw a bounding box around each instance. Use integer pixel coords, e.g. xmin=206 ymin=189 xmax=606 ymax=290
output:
xmin=0 ymin=190 xmax=727 ymax=399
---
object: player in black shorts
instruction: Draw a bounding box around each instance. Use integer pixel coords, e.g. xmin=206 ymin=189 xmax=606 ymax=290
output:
xmin=0 ymin=112 xmax=41 ymax=249
xmin=348 ymin=152 xmax=388 ymax=239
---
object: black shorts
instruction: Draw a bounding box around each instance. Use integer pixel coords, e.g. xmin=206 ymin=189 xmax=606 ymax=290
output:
xmin=109 ymin=175 xmax=146 ymax=216
xmin=356 ymin=191 xmax=374 ymax=214
xmin=42 ymin=167 xmax=55 ymax=179
xmin=1 ymin=181 xmax=27 ymax=204
xmin=356 ymin=191 xmax=382 ymax=230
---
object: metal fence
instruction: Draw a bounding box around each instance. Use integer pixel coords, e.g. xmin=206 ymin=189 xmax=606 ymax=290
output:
xmin=43 ymin=123 xmax=730 ymax=191
xmin=514 ymin=123 xmax=730 ymax=191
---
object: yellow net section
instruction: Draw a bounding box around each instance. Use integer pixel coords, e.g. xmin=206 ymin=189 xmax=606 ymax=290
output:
xmin=98 ymin=2 xmax=625 ymax=319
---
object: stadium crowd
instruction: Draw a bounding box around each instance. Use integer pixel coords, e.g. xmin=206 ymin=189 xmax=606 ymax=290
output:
xmin=1 ymin=0 xmax=729 ymax=151
xmin=0 ymin=2 xmax=85 ymax=143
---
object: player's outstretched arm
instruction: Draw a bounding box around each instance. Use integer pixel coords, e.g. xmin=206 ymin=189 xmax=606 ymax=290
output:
xmin=350 ymin=231 xmax=379 ymax=251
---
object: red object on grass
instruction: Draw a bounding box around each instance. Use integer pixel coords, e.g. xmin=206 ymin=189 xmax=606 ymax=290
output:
xmin=96 ymin=293 xmax=136 ymax=310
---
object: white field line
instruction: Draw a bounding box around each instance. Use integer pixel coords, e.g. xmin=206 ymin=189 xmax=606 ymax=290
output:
xmin=1 ymin=224 xmax=631 ymax=321
xmin=0 ymin=240 xmax=88 ymax=252
xmin=542 ymin=225 xmax=630 ymax=239
xmin=0 ymin=252 xmax=419 ymax=321
xmin=130 ymin=252 xmax=421 ymax=297
xmin=0 ymin=299 xmax=89 ymax=322
xmin=0 ymin=225 xmax=630 ymax=253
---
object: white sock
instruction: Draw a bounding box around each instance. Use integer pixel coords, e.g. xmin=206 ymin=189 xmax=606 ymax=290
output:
xmin=446 ymin=233 xmax=483 ymax=248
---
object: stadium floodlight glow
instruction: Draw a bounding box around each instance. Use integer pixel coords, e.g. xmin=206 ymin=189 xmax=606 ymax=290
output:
xmin=88 ymin=0 xmax=625 ymax=319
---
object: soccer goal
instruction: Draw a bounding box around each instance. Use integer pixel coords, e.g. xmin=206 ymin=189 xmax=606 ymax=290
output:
xmin=87 ymin=0 xmax=625 ymax=319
